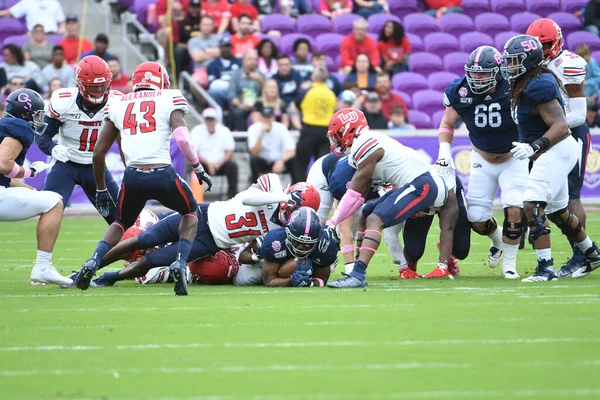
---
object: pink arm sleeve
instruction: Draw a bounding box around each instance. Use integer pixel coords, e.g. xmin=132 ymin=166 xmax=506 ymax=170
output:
xmin=327 ymin=189 xmax=365 ymax=227
xmin=173 ymin=126 xmax=200 ymax=168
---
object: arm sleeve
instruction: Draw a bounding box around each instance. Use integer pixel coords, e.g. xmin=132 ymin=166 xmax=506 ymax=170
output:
xmin=295 ymin=87 xmax=309 ymax=109
xmin=443 ymin=80 xmax=458 ymax=107
xmin=9 ymin=1 xmax=26 ymax=18
xmin=171 ymin=89 xmax=189 ymax=114
xmin=281 ymin=126 xmax=295 ymax=152
xmin=565 ymin=96 xmax=587 ymax=129
xmin=236 ymin=187 xmax=289 ymax=206
xmin=35 ymin=116 xmax=62 ymax=155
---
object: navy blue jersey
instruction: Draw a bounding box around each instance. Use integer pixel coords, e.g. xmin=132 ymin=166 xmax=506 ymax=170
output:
xmin=0 ymin=118 xmax=35 ymax=188
xmin=259 ymin=227 xmax=339 ymax=267
xmin=321 ymin=153 xmax=340 ymax=182
xmin=516 ymin=72 xmax=564 ymax=143
xmin=327 ymin=154 xmax=380 ymax=202
xmin=444 ymin=77 xmax=517 ymax=153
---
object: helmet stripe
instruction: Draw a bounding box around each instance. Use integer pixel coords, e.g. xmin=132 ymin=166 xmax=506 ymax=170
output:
xmin=304 ymin=208 xmax=311 ymax=236
xmin=473 ymin=46 xmax=486 ymax=67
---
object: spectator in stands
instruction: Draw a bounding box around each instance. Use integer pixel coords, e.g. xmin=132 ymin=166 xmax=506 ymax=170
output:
xmin=587 ymin=100 xmax=600 ymax=127
xmin=188 ymin=16 xmax=221 ymax=88
xmin=23 ymin=24 xmax=54 ymax=69
xmin=292 ymin=39 xmax=314 ymax=81
xmin=257 ymin=39 xmax=279 ymax=78
xmin=340 ymin=18 xmax=380 ymax=75
xmin=353 ymin=0 xmax=388 ymax=19
xmin=373 ymin=71 xmax=408 ymax=120
xmin=311 ymin=51 xmax=340 ymax=95
xmin=59 ymin=14 xmax=93 ymax=65
xmin=46 ymin=77 xmax=62 ymax=99
xmin=0 ymin=102 xmax=4 ymax=118
xmin=0 ymin=0 xmax=65 ymax=35
xmin=251 ymin=79 xmax=289 ymax=127
xmin=107 ymin=56 xmax=131 ymax=93
xmin=202 ymin=0 xmax=232 ymax=35
xmin=280 ymin=0 xmax=309 ymax=18
xmin=320 ymin=0 xmax=353 ymax=19
xmin=378 ymin=21 xmax=410 ymax=74
xmin=248 ymin=107 xmax=296 ymax=182
xmin=80 ymin=34 xmax=112 ymax=61
xmin=41 ymin=46 xmax=74 ymax=89
xmin=579 ymin=1 xmax=600 ymax=36
xmin=231 ymin=14 xmax=261 ymax=57
xmin=0 ymin=44 xmax=44 ymax=93
xmin=253 ymin=0 xmax=276 ymax=16
xmin=231 ymin=0 xmax=260 ymax=33
xmin=292 ymin=66 xmax=336 ymax=182
xmin=388 ymin=106 xmax=415 ymax=130
xmin=424 ymin=0 xmax=463 ymax=18
xmin=362 ymin=92 xmax=388 ymax=129
xmin=336 ymin=89 xmax=356 ymax=111
xmin=576 ymin=44 xmax=600 ymax=101
xmin=344 ymin=54 xmax=376 ymax=91
xmin=0 ymin=67 xmax=6 ymax=89
xmin=273 ymin=55 xmax=303 ymax=106
xmin=208 ymin=37 xmax=242 ymax=108
xmin=228 ymin=49 xmax=264 ymax=131
xmin=5 ymin=76 xmax=25 ymax=96
xmin=192 ymin=107 xmax=239 ymax=199
xmin=156 ymin=0 xmax=189 ymax=68
xmin=174 ymin=0 xmax=202 ymax=82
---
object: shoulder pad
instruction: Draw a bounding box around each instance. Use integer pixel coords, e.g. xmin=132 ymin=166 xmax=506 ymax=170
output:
xmin=525 ymin=73 xmax=560 ymax=104
xmin=259 ymin=229 xmax=290 ymax=261
xmin=350 ymin=131 xmax=382 ymax=165
xmin=443 ymin=77 xmax=467 ymax=108
xmin=256 ymin=173 xmax=285 ymax=193
xmin=46 ymin=88 xmax=78 ymax=119
xmin=553 ymin=51 xmax=587 ymax=85
xmin=2 ymin=118 xmax=34 ymax=147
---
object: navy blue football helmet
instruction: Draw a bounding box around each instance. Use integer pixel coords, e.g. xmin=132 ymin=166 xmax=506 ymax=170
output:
xmin=5 ymin=88 xmax=47 ymax=135
xmin=285 ymin=206 xmax=322 ymax=259
xmin=464 ymin=46 xmax=502 ymax=94
xmin=501 ymin=34 xmax=544 ymax=81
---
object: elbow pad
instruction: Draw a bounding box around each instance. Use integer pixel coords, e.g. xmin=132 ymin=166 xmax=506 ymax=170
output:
xmin=566 ymin=97 xmax=587 ymax=129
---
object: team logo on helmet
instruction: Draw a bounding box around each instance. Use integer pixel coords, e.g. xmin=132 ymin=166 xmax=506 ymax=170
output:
xmin=17 ymin=92 xmax=32 ymax=110
xmin=339 ymin=110 xmax=359 ymax=124
xmin=144 ymin=71 xmax=152 ymax=80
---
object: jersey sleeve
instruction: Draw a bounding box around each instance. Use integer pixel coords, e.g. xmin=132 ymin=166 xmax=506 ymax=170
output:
xmin=258 ymin=229 xmax=291 ymax=261
xmin=349 ymin=132 xmax=382 ymax=166
xmin=256 ymin=173 xmax=284 ymax=193
xmin=525 ymin=74 xmax=560 ymax=105
xmin=170 ymin=89 xmax=189 ymax=114
xmin=443 ymin=78 xmax=462 ymax=108
xmin=558 ymin=54 xmax=587 ymax=85
xmin=311 ymin=239 xmax=339 ymax=267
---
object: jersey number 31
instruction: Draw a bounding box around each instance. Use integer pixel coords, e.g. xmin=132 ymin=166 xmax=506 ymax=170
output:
xmin=474 ymin=103 xmax=502 ymax=128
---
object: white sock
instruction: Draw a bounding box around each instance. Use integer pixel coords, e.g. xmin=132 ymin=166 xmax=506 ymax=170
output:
xmin=536 ymin=248 xmax=552 ymax=261
xmin=489 ymin=226 xmax=503 ymax=248
xmin=397 ymin=263 xmax=408 ymax=271
xmin=344 ymin=262 xmax=354 ymax=274
xmin=502 ymin=244 xmax=519 ymax=273
xmin=575 ymin=236 xmax=593 ymax=253
xmin=35 ymin=250 xmax=52 ymax=266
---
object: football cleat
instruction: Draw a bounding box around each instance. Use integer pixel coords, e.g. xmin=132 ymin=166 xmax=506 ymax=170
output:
xmin=502 ymin=270 xmax=520 ymax=279
xmin=30 ymin=264 xmax=73 ymax=286
xmin=556 ymin=257 xmax=584 ymax=278
xmin=423 ymin=264 xmax=454 ymax=279
xmin=76 ymin=259 xmax=98 ymax=290
xmin=399 ymin=267 xmax=420 ymax=279
xmin=327 ymin=272 xmax=367 ymax=288
xmin=92 ymin=273 xmax=117 ymax=287
xmin=571 ymin=245 xmax=600 ymax=278
xmin=437 ymin=241 xmax=459 ymax=276
xmin=521 ymin=259 xmax=557 ymax=282
xmin=170 ymin=260 xmax=189 ymax=296
xmin=488 ymin=246 xmax=502 ymax=268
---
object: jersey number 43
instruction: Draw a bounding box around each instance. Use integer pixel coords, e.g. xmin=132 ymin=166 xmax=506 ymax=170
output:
xmin=123 ymin=101 xmax=157 ymax=135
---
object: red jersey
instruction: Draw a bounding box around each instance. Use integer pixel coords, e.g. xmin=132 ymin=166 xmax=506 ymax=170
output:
xmin=424 ymin=0 xmax=461 ymax=9
xmin=231 ymin=34 xmax=260 ymax=56
xmin=59 ymin=37 xmax=94 ymax=65
xmin=377 ymin=37 xmax=411 ymax=63
xmin=339 ymin=34 xmax=380 ymax=69
xmin=201 ymin=0 xmax=232 ymax=31
xmin=230 ymin=1 xmax=259 ymax=20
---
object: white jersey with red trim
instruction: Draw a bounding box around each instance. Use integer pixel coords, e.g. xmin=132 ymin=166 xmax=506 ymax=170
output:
xmin=547 ymin=50 xmax=587 ymax=119
xmin=46 ymin=88 xmax=122 ymax=164
xmin=104 ymin=89 xmax=189 ymax=166
xmin=207 ymin=174 xmax=286 ymax=249
xmin=348 ymin=130 xmax=429 ymax=188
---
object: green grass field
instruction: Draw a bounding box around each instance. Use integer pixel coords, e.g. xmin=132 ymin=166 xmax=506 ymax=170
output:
xmin=1 ymin=212 xmax=600 ymax=400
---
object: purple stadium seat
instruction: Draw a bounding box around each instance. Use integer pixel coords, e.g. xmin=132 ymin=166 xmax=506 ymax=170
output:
xmin=474 ymin=13 xmax=511 ymax=38
xmin=388 ymin=0 xmax=419 ymax=19
xmin=459 ymin=32 xmax=494 ymax=53
xmin=280 ymin=33 xmax=314 ymax=56
xmin=424 ymin=32 xmax=460 ymax=58
xmin=510 ymin=12 xmax=542 ymax=34
xmin=403 ymin=13 xmax=439 ymax=38
xmin=561 ymin=0 xmax=588 ymax=14
xmin=2 ymin=35 xmax=29 ymax=47
xmin=392 ymin=90 xmax=412 ymax=109
xmin=406 ymin=33 xmax=423 ymax=52
xmin=407 ymin=109 xmax=433 ymax=129
xmin=0 ymin=17 xmax=26 ymax=37
xmin=413 ymin=90 xmax=445 ymax=116
xmin=495 ymin=31 xmax=520 ymax=51
xmin=428 ymin=71 xmax=460 ymax=92
xmin=332 ymin=14 xmax=362 ymax=36
xmin=408 ymin=52 xmax=444 ymax=77
xmin=297 ymin=14 xmax=332 ymax=38
xmin=120 ymin=0 xmax=135 ymax=11
xmin=367 ymin=14 xmax=401 ymax=35
xmin=133 ymin=0 xmax=155 ymax=26
xmin=443 ymin=52 xmax=469 ymax=76
xmin=432 ymin=110 xmax=445 ymax=129
xmin=392 ymin=72 xmax=429 ymax=96
xmin=439 ymin=13 xmax=475 ymax=38
xmin=526 ymin=0 xmax=560 ymax=17
xmin=490 ymin=0 xmax=527 ymax=17
xmin=46 ymin=35 xmax=64 ymax=45
xmin=547 ymin=12 xmax=583 ymax=37
xmin=315 ymin=33 xmax=344 ymax=59
xmin=326 ymin=55 xmax=337 ymax=73
xmin=567 ymin=31 xmax=600 ymax=52
xmin=333 ymin=72 xmax=346 ymax=83
xmin=262 ymin=15 xmax=297 ymax=36
xmin=462 ymin=0 xmax=491 ymax=19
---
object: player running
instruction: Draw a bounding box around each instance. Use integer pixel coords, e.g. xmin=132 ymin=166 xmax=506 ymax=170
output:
xmin=526 ymin=19 xmax=591 ymax=277
xmin=75 ymin=61 xmax=213 ymax=295
xmin=501 ymin=34 xmax=600 ymax=282
xmin=0 ymin=89 xmax=72 ymax=286
xmin=36 ymin=55 xmax=121 ymax=223
xmin=436 ymin=46 xmax=527 ymax=279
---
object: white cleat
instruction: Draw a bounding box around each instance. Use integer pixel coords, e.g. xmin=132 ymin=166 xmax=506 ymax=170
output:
xmin=488 ymin=246 xmax=503 ymax=268
xmin=30 ymin=264 xmax=73 ymax=286
xmin=502 ymin=270 xmax=520 ymax=279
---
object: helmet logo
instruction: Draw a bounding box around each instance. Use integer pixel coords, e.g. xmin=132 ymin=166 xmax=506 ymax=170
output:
xmin=289 ymin=210 xmax=300 ymax=224
xmin=93 ymin=77 xmax=106 ymax=83
xmin=458 ymin=87 xmax=468 ymax=97
xmin=17 ymin=92 xmax=32 ymax=110
xmin=494 ymin=53 xmax=502 ymax=65
xmin=339 ymin=110 xmax=359 ymax=124
xmin=143 ymin=71 xmax=152 ymax=81
xmin=271 ymin=240 xmax=281 ymax=252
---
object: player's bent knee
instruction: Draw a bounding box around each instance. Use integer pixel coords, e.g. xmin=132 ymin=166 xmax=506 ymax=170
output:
xmin=366 ymin=213 xmax=384 ymax=230
xmin=472 ymin=218 xmax=497 ymax=236
xmin=504 ymin=206 xmax=522 ymax=222
xmin=502 ymin=207 xmax=523 ymax=241
xmin=467 ymin=205 xmax=492 ymax=225
xmin=547 ymin=207 xmax=582 ymax=238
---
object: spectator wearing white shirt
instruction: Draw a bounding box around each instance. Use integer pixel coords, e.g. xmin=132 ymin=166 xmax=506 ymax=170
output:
xmin=247 ymin=107 xmax=296 ymax=183
xmin=192 ymin=108 xmax=239 ymax=199
xmin=0 ymin=0 xmax=65 ymax=35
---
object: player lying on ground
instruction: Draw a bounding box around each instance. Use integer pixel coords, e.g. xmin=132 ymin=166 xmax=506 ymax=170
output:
xmin=0 ymin=88 xmax=72 ymax=286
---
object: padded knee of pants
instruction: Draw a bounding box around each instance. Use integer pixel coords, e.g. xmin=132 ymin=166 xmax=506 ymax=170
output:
xmin=467 ymin=203 xmax=493 ymax=224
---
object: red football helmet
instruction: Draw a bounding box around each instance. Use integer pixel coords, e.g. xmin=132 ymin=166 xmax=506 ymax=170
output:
xmin=76 ymin=55 xmax=112 ymax=105
xmin=132 ymin=61 xmax=170 ymax=91
xmin=120 ymin=209 xmax=159 ymax=266
xmin=188 ymin=250 xmax=240 ymax=284
xmin=327 ymin=108 xmax=368 ymax=156
xmin=279 ymin=182 xmax=321 ymax=226
xmin=526 ymin=18 xmax=563 ymax=61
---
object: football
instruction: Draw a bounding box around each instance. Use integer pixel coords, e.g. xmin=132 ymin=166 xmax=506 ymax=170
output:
xmin=277 ymin=258 xmax=298 ymax=279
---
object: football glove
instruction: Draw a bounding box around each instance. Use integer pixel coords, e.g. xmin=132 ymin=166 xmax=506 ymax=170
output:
xmin=51 ymin=145 xmax=70 ymax=163
xmin=194 ymin=165 xmax=213 ymax=192
xmin=318 ymin=225 xmax=338 ymax=253
xmin=96 ymin=189 xmax=116 ymax=218
xmin=434 ymin=142 xmax=455 ymax=175
xmin=29 ymin=161 xmax=51 ymax=177
xmin=291 ymin=259 xmax=313 ymax=287
xmin=288 ymin=190 xmax=303 ymax=206
xmin=510 ymin=142 xmax=535 ymax=160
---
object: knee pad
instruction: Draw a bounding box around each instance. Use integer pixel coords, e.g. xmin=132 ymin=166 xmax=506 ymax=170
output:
xmin=472 ymin=217 xmax=498 ymax=236
xmin=502 ymin=208 xmax=524 ymax=241
xmin=547 ymin=207 xmax=582 ymax=238
xmin=467 ymin=203 xmax=493 ymax=224
xmin=527 ymin=214 xmax=551 ymax=242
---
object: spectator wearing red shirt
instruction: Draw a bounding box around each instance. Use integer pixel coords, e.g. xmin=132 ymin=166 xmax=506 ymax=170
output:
xmin=156 ymin=0 xmax=189 ymax=44
xmin=107 ymin=55 xmax=131 ymax=93
xmin=202 ymin=0 xmax=232 ymax=35
xmin=424 ymin=0 xmax=462 ymax=18
xmin=58 ymin=14 xmax=93 ymax=66
xmin=377 ymin=20 xmax=411 ymax=74
xmin=339 ymin=18 xmax=380 ymax=75
xmin=320 ymin=0 xmax=352 ymax=19
xmin=372 ymin=71 xmax=408 ymax=120
xmin=231 ymin=0 xmax=260 ymax=33
xmin=231 ymin=14 xmax=261 ymax=57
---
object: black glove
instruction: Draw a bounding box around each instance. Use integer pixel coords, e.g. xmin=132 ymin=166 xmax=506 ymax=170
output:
xmin=194 ymin=166 xmax=213 ymax=192
xmin=96 ymin=189 xmax=116 ymax=218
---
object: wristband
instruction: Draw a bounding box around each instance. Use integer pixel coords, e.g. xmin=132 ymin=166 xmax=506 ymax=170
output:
xmin=312 ymin=278 xmax=325 ymax=287
xmin=439 ymin=127 xmax=454 ymax=135
xmin=6 ymin=163 xmax=21 ymax=178
xmin=22 ymin=167 xmax=33 ymax=178
xmin=341 ymin=244 xmax=354 ymax=255
xmin=531 ymin=137 xmax=550 ymax=153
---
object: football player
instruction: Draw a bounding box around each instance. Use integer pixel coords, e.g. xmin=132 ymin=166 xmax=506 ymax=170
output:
xmin=527 ymin=19 xmax=591 ymax=277
xmin=36 ymin=55 xmax=121 ymax=223
xmin=436 ymin=46 xmax=527 ymax=279
xmin=76 ymin=61 xmax=213 ymax=295
xmin=502 ymin=34 xmax=600 ymax=281
xmin=0 ymin=89 xmax=72 ymax=286
xmin=323 ymin=108 xmax=455 ymax=288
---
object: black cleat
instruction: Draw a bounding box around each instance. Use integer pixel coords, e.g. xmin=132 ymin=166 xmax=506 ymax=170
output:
xmin=76 ymin=259 xmax=98 ymax=290
xmin=170 ymin=261 xmax=188 ymax=296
